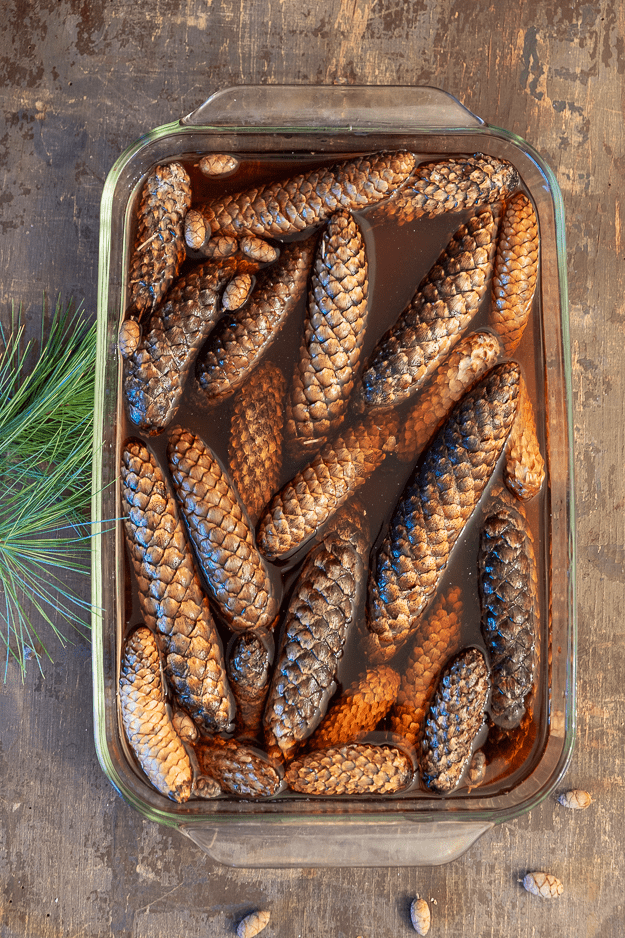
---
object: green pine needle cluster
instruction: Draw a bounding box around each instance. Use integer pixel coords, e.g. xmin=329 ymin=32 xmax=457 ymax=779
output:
xmin=0 ymin=298 xmax=97 ymax=678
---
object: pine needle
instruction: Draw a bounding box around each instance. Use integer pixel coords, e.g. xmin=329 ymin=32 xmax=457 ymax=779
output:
xmin=0 ymin=296 xmax=99 ymax=677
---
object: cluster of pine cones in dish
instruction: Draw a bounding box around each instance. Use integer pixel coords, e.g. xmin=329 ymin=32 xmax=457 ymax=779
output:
xmin=117 ymin=146 xmax=544 ymax=802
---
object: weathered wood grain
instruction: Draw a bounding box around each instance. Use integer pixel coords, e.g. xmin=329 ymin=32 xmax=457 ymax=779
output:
xmin=1 ymin=0 xmax=624 ymax=936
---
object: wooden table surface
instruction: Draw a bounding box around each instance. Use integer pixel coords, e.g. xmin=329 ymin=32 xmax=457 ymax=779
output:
xmin=1 ymin=1 xmax=623 ymax=936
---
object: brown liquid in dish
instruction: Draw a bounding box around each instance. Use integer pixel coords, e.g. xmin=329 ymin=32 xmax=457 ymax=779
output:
xmin=120 ymin=150 xmax=549 ymax=800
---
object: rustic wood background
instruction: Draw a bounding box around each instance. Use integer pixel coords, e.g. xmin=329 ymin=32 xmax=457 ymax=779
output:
xmin=1 ymin=0 xmax=623 ymax=935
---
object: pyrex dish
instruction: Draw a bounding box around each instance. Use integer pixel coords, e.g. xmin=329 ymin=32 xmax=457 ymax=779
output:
xmin=92 ymin=85 xmax=575 ymax=868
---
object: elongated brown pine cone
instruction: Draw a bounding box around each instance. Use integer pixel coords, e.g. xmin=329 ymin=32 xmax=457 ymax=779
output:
xmin=120 ymin=439 xmax=234 ymax=732
xmin=263 ymin=508 xmax=369 ymax=762
xmin=366 ymin=363 xmax=520 ymax=662
xmin=197 ymin=237 xmax=316 ymax=405
xmin=396 ymin=331 xmax=502 ymax=463
xmin=307 ymin=665 xmax=400 ymax=750
xmin=355 ymin=209 xmax=500 ymax=412
xmin=123 ymin=256 xmax=258 ymax=435
xmin=421 ymin=647 xmax=490 ymax=793
xmin=286 ymin=210 xmax=369 ymax=451
xmin=503 ymin=375 xmax=545 ymax=500
xmin=286 ymin=743 xmax=413 ymax=795
xmin=195 ymin=736 xmax=283 ymax=797
xmin=478 ymin=488 xmax=539 ymax=728
xmin=128 ymin=162 xmax=192 ymax=318
xmin=227 ymin=630 xmax=273 ymax=740
xmin=167 ymin=426 xmax=280 ymax=633
xmin=194 ymin=150 xmax=416 ymax=240
xmin=120 ymin=626 xmax=193 ymax=803
xmin=229 ymin=361 xmax=286 ymax=524
xmin=378 ymin=153 xmax=519 ymax=225
xmin=256 ymin=413 xmax=398 ymax=561
xmin=488 ymin=192 xmax=540 ymax=354
xmin=386 ymin=586 xmax=463 ymax=743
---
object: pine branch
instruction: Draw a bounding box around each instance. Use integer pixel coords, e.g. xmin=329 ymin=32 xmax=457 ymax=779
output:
xmin=0 ymin=297 xmax=98 ymax=678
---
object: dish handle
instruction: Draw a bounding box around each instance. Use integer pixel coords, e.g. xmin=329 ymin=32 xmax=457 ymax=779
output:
xmin=179 ymin=817 xmax=494 ymax=868
xmin=181 ymin=84 xmax=484 ymax=132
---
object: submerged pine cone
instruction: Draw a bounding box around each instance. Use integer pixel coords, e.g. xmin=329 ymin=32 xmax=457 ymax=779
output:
xmin=228 ymin=630 xmax=273 ymax=740
xmin=367 ymin=363 xmax=520 ymax=663
xmin=488 ymin=192 xmax=540 ymax=354
xmin=396 ymin=331 xmax=502 ymax=463
xmin=229 ymin=361 xmax=286 ymax=524
xmin=120 ymin=439 xmax=234 ymax=732
xmin=263 ymin=507 xmax=369 ymax=761
xmin=128 ymin=162 xmax=191 ymax=318
xmin=286 ymin=743 xmax=413 ymax=795
xmin=307 ymin=665 xmax=400 ymax=750
xmin=194 ymin=150 xmax=416 ymax=240
xmin=421 ymin=647 xmax=490 ymax=793
xmin=386 ymin=586 xmax=463 ymax=743
xmin=355 ymin=208 xmax=500 ymax=412
xmin=167 ymin=426 xmax=280 ymax=633
xmin=478 ymin=488 xmax=539 ymax=729
xmin=503 ymin=375 xmax=545 ymax=501
xmin=286 ymin=209 xmax=369 ymax=450
xmin=379 ymin=153 xmax=519 ymax=225
xmin=120 ymin=626 xmax=193 ymax=803
xmin=123 ymin=256 xmax=257 ymax=435
xmin=195 ymin=736 xmax=283 ymax=798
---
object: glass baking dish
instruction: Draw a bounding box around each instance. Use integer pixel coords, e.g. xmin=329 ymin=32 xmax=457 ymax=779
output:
xmin=92 ymin=85 xmax=575 ymax=868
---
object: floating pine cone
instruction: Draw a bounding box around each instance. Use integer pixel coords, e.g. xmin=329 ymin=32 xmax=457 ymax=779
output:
xmin=379 ymin=153 xmax=519 ymax=225
xmin=199 ymin=153 xmax=239 ymax=177
xmin=286 ymin=743 xmax=413 ymax=795
xmin=263 ymin=507 xmax=369 ymax=761
xmin=197 ymin=236 xmax=316 ymax=406
xmin=478 ymin=488 xmax=538 ymax=729
xmin=286 ymin=209 xmax=369 ymax=451
xmin=488 ymin=191 xmax=540 ymax=355
xmin=167 ymin=426 xmax=280 ymax=633
xmin=367 ymin=363 xmax=520 ymax=662
xmin=195 ymin=737 xmax=282 ymax=798
xmin=120 ymin=439 xmax=234 ymax=733
xmin=123 ymin=256 xmax=258 ymax=435
xmin=128 ymin=162 xmax=191 ymax=318
xmin=420 ymin=647 xmax=490 ymax=793
xmin=119 ymin=627 xmax=193 ymax=803
xmin=503 ymin=375 xmax=545 ymax=501
xmin=257 ymin=413 xmax=397 ymax=561
xmin=385 ymin=585 xmax=463 ymax=740
xmin=193 ymin=150 xmax=417 ymax=241
xmin=355 ymin=209 xmax=500 ymax=412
